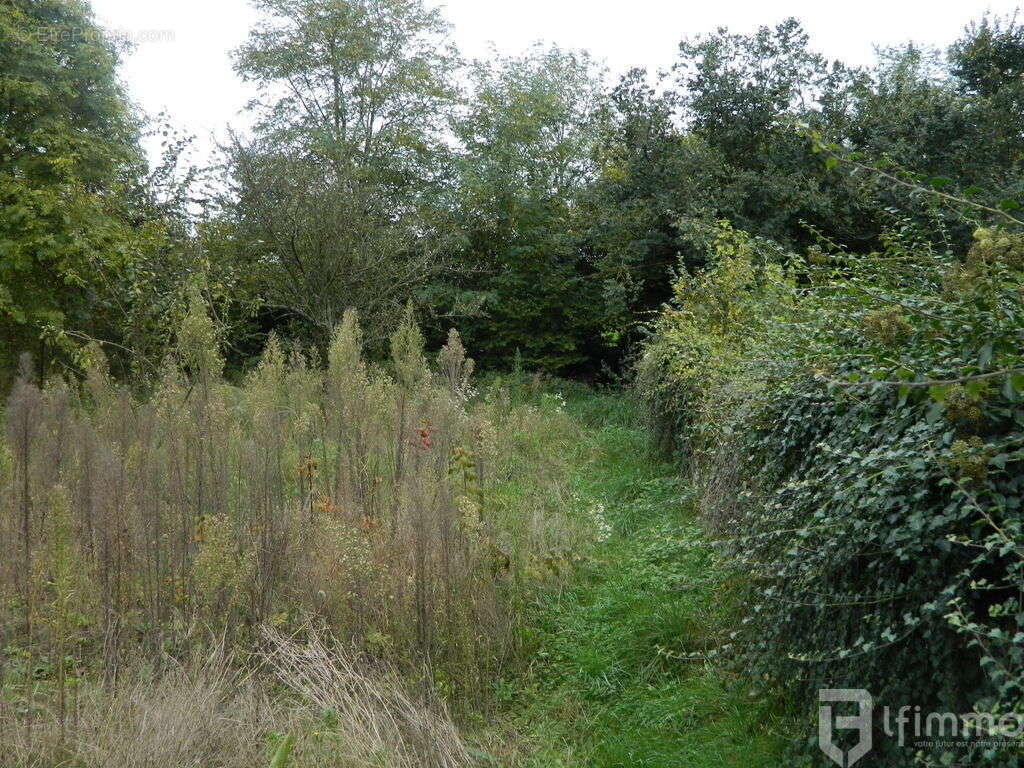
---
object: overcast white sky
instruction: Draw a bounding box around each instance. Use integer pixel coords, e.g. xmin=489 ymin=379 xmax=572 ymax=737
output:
xmin=88 ymin=0 xmax=1021 ymax=165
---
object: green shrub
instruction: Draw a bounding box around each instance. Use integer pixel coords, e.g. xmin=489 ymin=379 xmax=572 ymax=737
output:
xmin=639 ymin=220 xmax=1024 ymax=765
xmin=635 ymin=222 xmax=793 ymax=463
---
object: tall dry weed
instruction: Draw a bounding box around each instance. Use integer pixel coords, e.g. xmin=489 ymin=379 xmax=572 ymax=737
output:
xmin=0 ymin=303 xmax=587 ymax=714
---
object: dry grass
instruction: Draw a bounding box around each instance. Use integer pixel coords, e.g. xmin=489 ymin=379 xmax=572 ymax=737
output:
xmin=4 ymin=634 xmax=473 ymax=768
xmin=259 ymin=627 xmax=472 ymax=768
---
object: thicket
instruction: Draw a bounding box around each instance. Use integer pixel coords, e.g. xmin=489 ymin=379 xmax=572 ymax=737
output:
xmin=0 ymin=297 xmax=608 ymax=763
xmin=638 ymin=213 xmax=1024 ymax=764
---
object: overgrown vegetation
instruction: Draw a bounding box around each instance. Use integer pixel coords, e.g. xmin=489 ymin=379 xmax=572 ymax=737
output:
xmin=3 ymin=0 xmax=1024 ymax=765
xmin=0 ymin=305 xmax=613 ymax=764
xmin=639 ymin=217 xmax=1024 ymax=764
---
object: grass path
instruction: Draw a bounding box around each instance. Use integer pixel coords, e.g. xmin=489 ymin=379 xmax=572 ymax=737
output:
xmin=493 ymin=390 xmax=782 ymax=767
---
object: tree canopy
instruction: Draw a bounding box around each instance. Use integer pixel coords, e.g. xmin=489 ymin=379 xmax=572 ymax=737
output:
xmin=2 ymin=2 xmax=1023 ymax=379
xmin=0 ymin=0 xmax=142 ymax=378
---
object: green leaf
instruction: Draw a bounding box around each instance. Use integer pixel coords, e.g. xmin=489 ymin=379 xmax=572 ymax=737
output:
xmin=964 ymin=379 xmax=987 ymax=398
xmin=1002 ymin=375 xmax=1017 ymax=400
xmin=925 ymin=400 xmax=945 ymax=424
xmin=978 ymin=342 xmax=993 ymax=369
xmin=269 ymin=732 xmax=295 ymax=768
xmin=897 ymin=384 xmax=911 ymax=406
xmin=998 ymin=198 xmax=1021 ymax=212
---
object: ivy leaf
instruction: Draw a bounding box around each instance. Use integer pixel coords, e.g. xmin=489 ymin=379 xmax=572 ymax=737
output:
xmin=1002 ymin=376 xmax=1018 ymax=401
xmin=897 ymin=384 xmax=911 ymax=407
xmin=978 ymin=343 xmax=993 ymax=369
xmin=925 ymin=400 xmax=945 ymax=424
xmin=965 ymin=379 xmax=987 ymax=398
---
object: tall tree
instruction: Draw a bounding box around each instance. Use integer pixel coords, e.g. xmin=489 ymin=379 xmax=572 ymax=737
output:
xmin=581 ymin=22 xmax=857 ymax=364
xmin=0 ymin=0 xmax=142 ymax=379
xmin=583 ymin=69 xmax=732 ymax=347
xmin=950 ymin=12 xmax=1024 ymax=101
xmin=673 ymin=18 xmax=856 ymax=244
xmin=948 ymin=14 xmax=1024 ymax=186
xmin=450 ymin=46 xmax=609 ymax=372
xmin=229 ymin=0 xmax=461 ymax=345
xmin=235 ymin=0 xmax=458 ymax=185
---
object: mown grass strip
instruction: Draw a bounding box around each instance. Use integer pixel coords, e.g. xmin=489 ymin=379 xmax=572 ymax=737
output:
xmin=500 ymin=389 xmax=782 ymax=767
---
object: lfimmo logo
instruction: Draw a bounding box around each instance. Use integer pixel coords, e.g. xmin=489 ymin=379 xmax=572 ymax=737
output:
xmin=819 ymin=689 xmax=873 ymax=767
xmin=817 ymin=687 xmax=1024 ymax=762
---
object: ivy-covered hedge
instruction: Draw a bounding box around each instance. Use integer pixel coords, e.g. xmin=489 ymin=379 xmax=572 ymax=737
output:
xmin=638 ymin=221 xmax=1024 ymax=766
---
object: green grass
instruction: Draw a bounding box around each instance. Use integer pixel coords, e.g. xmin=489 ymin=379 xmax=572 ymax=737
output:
xmin=495 ymin=388 xmax=783 ymax=767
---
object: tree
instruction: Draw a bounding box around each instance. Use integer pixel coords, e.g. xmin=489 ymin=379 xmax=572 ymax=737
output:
xmin=948 ymin=13 xmax=1024 ymax=192
xmin=950 ymin=12 xmax=1024 ymax=100
xmin=227 ymin=143 xmax=443 ymax=344
xmin=581 ymin=22 xmax=858 ymax=364
xmin=449 ymin=46 xmax=610 ymax=372
xmin=0 ymin=0 xmax=142 ymax=380
xmin=673 ymin=18 xmax=858 ymax=245
xmin=583 ymin=69 xmax=735 ymax=351
xmin=228 ymin=0 xmax=461 ymax=345
xmin=234 ymin=0 xmax=458 ymax=187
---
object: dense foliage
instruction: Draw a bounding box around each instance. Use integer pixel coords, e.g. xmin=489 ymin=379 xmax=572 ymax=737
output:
xmin=7 ymin=1 xmax=1024 ymax=379
xmin=226 ymin=0 xmax=461 ymax=348
xmin=447 ymin=47 xmax=608 ymax=370
xmin=639 ymin=218 xmax=1024 ymax=764
xmin=0 ymin=1 xmax=242 ymax=385
xmin=0 ymin=0 xmax=140 ymax=378
xmin=3 ymin=1 xmax=1024 ymax=764
xmin=1 ymin=304 xmax=608 ymax=702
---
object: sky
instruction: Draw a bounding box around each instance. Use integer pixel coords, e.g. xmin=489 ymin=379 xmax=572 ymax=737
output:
xmin=88 ymin=0 xmax=1022 ymax=165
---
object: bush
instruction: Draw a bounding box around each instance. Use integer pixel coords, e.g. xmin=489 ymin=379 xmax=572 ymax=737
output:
xmin=639 ymin=220 xmax=1024 ymax=765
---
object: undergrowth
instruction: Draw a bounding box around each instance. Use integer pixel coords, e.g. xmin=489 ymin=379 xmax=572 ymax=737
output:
xmin=1 ymin=304 xmax=781 ymax=766
xmin=637 ymin=220 xmax=1024 ymax=766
